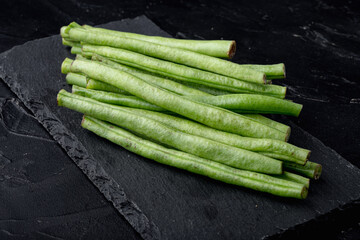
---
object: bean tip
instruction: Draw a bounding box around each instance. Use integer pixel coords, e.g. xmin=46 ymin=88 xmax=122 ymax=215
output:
xmin=227 ymin=41 xmax=236 ymax=59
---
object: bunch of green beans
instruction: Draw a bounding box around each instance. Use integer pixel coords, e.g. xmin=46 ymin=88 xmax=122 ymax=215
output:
xmin=57 ymin=22 xmax=323 ymax=199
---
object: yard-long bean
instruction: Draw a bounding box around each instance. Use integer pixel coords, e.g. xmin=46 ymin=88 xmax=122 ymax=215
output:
xmin=183 ymin=94 xmax=302 ymax=117
xmin=82 ymin=116 xmax=307 ymax=199
xmin=81 ymin=45 xmax=286 ymax=98
xmin=61 ymin=58 xmax=288 ymax=141
xmin=81 ymin=24 xmax=236 ymax=59
xmin=65 ymin=25 xmax=266 ymax=83
xmin=58 ymin=90 xmax=283 ymax=174
xmin=284 ymin=161 xmax=322 ymax=179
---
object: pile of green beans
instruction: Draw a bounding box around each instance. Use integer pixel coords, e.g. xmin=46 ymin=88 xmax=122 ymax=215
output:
xmin=57 ymin=22 xmax=323 ymax=199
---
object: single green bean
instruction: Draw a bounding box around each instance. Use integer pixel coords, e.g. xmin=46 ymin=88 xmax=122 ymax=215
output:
xmin=272 ymin=171 xmax=310 ymax=189
xmin=244 ymin=64 xmax=285 ymax=78
xmin=62 ymin=58 xmax=288 ymax=141
xmin=72 ymin=85 xmax=165 ymax=111
xmin=65 ymin=26 xmax=265 ymax=83
xmin=71 ymin=46 xmax=82 ymax=55
xmin=284 ymin=161 xmax=322 ymax=180
xmin=259 ymin=152 xmax=305 ymax=165
xmin=81 ymin=45 xmax=286 ymax=98
xmin=240 ymin=114 xmax=290 ymax=134
xmin=62 ymin=38 xmax=82 ymax=48
xmin=183 ymin=94 xmax=302 ymax=117
xmin=66 ymin=72 xmax=87 ymax=88
xmin=66 ymin=72 xmax=129 ymax=94
xmin=81 ymin=24 xmax=236 ymax=59
xmin=82 ymin=116 xmax=307 ymax=199
xmin=92 ymin=54 xmax=211 ymax=96
xmin=58 ymin=90 xmax=283 ymax=174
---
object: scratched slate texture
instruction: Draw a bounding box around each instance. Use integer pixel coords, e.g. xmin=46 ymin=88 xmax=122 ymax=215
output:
xmin=1 ymin=16 xmax=360 ymax=239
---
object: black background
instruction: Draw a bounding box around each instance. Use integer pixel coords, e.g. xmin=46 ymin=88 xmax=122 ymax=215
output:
xmin=1 ymin=0 xmax=359 ymax=239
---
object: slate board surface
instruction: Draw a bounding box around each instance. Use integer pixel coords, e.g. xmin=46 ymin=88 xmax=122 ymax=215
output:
xmin=1 ymin=16 xmax=360 ymax=239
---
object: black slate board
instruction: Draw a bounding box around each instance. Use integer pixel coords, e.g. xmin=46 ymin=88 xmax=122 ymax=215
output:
xmin=1 ymin=15 xmax=360 ymax=239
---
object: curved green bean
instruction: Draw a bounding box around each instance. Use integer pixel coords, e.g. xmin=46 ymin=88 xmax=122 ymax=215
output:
xmin=82 ymin=116 xmax=307 ymax=199
xmin=272 ymin=171 xmax=309 ymax=189
xmin=81 ymin=24 xmax=236 ymax=59
xmin=61 ymin=58 xmax=288 ymax=141
xmin=92 ymin=54 xmax=211 ymax=96
xmin=65 ymin=26 xmax=265 ymax=83
xmin=57 ymin=90 xmax=283 ymax=174
xmin=284 ymin=161 xmax=322 ymax=180
xmin=80 ymin=45 xmax=286 ymax=98
xmin=240 ymin=114 xmax=290 ymax=134
xmin=72 ymin=85 xmax=165 ymax=111
xmin=184 ymin=94 xmax=302 ymax=117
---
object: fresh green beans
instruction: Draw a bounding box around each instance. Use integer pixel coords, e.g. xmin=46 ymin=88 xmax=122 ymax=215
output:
xmin=183 ymin=94 xmax=302 ymax=117
xmin=92 ymin=54 xmax=211 ymax=96
xmin=62 ymin=38 xmax=82 ymax=48
xmin=65 ymin=26 xmax=265 ymax=83
xmin=61 ymin=58 xmax=289 ymax=141
xmin=72 ymin=85 xmax=165 ymax=111
xmin=81 ymin=24 xmax=236 ymax=59
xmin=284 ymin=161 xmax=322 ymax=179
xmin=66 ymin=72 xmax=130 ymax=94
xmin=241 ymin=114 xmax=290 ymax=134
xmin=272 ymin=171 xmax=310 ymax=189
xmin=81 ymin=45 xmax=286 ymax=98
xmin=82 ymin=116 xmax=307 ymax=199
xmin=71 ymin=85 xmax=293 ymax=134
xmin=120 ymin=108 xmax=309 ymax=164
xmin=58 ymin=90 xmax=283 ymax=174
xmin=66 ymin=73 xmax=87 ymax=88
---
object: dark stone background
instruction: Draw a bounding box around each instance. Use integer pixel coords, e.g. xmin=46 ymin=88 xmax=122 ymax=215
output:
xmin=0 ymin=0 xmax=359 ymax=239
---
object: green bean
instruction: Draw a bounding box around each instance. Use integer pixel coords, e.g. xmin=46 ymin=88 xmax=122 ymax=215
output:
xmin=259 ymin=152 xmax=305 ymax=165
xmin=66 ymin=72 xmax=129 ymax=94
xmin=80 ymin=45 xmax=286 ymax=98
xmin=81 ymin=24 xmax=236 ymax=59
xmin=62 ymin=38 xmax=81 ymax=48
xmin=57 ymin=90 xmax=283 ymax=174
xmin=66 ymin=73 xmax=87 ymax=88
xmin=183 ymin=94 xmax=302 ymax=117
xmin=272 ymin=171 xmax=309 ymax=189
xmin=87 ymin=78 xmax=130 ymax=95
xmin=70 ymin=85 xmax=293 ymax=134
xmin=284 ymin=161 xmax=322 ymax=180
xmin=65 ymin=26 xmax=265 ymax=84
xmin=120 ymin=108 xmax=309 ymax=164
xmin=61 ymin=58 xmax=288 ymax=141
xmin=92 ymin=54 xmax=211 ymax=96
xmin=72 ymin=85 xmax=165 ymax=111
xmin=244 ymin=63 xmax=285 ymax=78
xmin=82 ymin=116 xmax=307 ymax=199
xmin=240 ymin=114 xmax=290 ymax=134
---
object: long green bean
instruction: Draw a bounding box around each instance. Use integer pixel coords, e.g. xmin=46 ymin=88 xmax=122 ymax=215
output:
xmin=284 ymin=161 xmax=322 ymax=180
xmin=61 ymin=58 xmax=288 ymax=141
xmin=119 ymin=108 xmax=309 ymax=164
xmin=183 ymin=94 xmax=302 ymax=117
xmin=81 ymin=45 xmax=286 ymax=98
xmin=82 ymin=116 xmax=307 ymax=199
xmin=66 ymin=73 xmax=87 ymax=88
xmin=92 ymin=54 xmax=211 ymax=96
xmin=240 ymin=114 xmax=290 ymax=134
xmin=65 ymin=25 xmax=266 ymax=83
xmin=81 ymin=24 xmax=236 ymax=59
xmin=58 ymin=90 xmax=283 ymax=174
xmin=72 ymin=85 xmax=165 ymax=111
xmin=71 ymin=86 xmax=293 ymax=135
xmin=272 ymin=171 xmax=310 ymax=189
